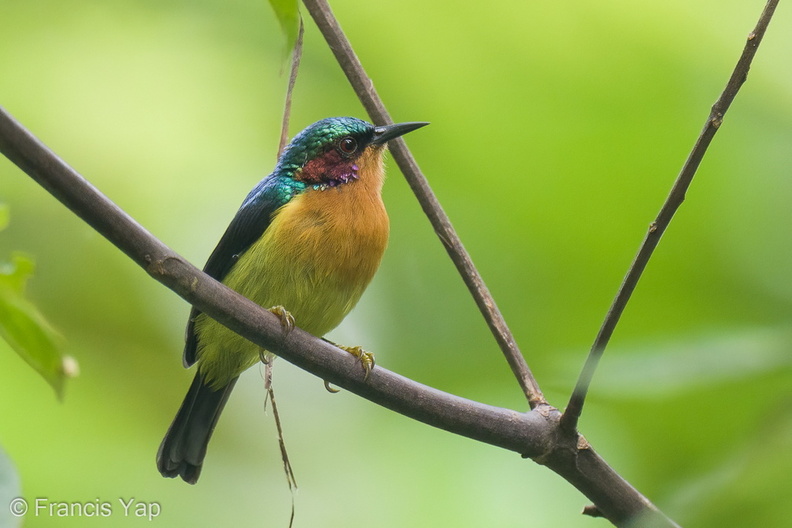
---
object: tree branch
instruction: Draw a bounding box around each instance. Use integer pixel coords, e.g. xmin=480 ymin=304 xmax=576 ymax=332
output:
xmin=300 ymin=0 xmax=545 ymax=409
xmin=0 ymin=105 xmax=677 ymax=527
xmin=0 ymin=104 xmax=546 ymax=451
xmin=560 ymin=0 xmax=780 ymax=433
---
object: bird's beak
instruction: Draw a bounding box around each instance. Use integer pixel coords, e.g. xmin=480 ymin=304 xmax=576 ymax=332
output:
xmin=371 ymin=121 xmax=429 ymax=145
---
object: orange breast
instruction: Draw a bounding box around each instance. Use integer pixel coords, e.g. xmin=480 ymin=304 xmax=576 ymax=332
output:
xmin=196 ymin=146 xmax=391 ymax=386
xmin=223 ymin=145 xmax=389 ymax=336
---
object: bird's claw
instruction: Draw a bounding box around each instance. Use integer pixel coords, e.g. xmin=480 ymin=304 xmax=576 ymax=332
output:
xmin=338 ymin=345 xmax=375 ymax=381
xmin=319 ymin=340 xmax=375 ymax=393
xmin=268 ymin=305 xmax=295 ymax=333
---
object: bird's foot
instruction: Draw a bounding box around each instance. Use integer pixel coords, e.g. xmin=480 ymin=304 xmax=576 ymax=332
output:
xmin=321 ymin=342 xmax=375 ymax=393
xmin=268 ymin=305 xmax=295 ymax=333
xmin=338 ymin=345 xmax=375 ymax=379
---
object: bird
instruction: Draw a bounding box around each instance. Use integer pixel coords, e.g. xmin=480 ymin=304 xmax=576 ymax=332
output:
xmin=156 ymin=116 xmax=428 ymax=484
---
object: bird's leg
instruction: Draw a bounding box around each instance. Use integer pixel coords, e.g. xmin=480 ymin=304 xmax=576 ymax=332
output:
xmin=268 ymin=305 xmax=295 ymax=333
xmin=321 ymin=339 xmax=375 ymax=393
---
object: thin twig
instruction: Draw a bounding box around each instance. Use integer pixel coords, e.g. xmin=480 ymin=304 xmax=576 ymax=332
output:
xmin=261 ymin=357 xmax=297 ymax=527
xmin=560 ymin=0 xmax=780 ymax=433
xmin=300 ymin=0 xmax=545 ymax=409
xmin=278 ymin=18 xmax=305 ymax=156
xmin=268 ymin=385 xmax=298 ymax=528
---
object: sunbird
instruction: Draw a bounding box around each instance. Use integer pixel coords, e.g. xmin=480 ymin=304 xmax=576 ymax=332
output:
xmin=157 ymin=116 xmax=427 ymax=484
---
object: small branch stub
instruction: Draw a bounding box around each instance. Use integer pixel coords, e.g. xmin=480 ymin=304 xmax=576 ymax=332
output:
xmin=583 ymin=505 xmax=604 ymax=518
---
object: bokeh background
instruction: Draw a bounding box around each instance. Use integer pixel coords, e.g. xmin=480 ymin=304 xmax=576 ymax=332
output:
xmin=2 ymin=0 xmax=791 ymax=526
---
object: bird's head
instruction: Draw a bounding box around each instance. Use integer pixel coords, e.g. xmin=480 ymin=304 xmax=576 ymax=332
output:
xmin=277 ymin=117 xmax=427 ymax=189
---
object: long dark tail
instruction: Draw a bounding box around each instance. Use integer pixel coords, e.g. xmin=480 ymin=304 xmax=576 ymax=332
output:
xmin=156 ymin=372 xmax=238 ymax=484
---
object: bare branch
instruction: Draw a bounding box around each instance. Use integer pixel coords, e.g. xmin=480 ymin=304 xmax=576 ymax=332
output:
xmin=0 ymin=105 xmax=677 ymax=527
xmin=278 ymin=18 xmax=305 ymax=156
xmin=300 ymin=0 xmax=545 ymax=409
xmin=561 ymin=0 xmax=781 ymax=433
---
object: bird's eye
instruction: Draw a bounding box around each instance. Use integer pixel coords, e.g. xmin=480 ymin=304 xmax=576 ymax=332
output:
xmin=338 ymin=136 xmax=358 ymax=156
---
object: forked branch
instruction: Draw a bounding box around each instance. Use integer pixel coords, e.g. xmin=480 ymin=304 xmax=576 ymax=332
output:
xmin=2 ymin=1 xmax=778 ymax=524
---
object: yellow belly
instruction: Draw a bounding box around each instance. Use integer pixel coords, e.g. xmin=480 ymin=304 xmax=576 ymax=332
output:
xmin=195 ymin=180 xmax=389 ymax=388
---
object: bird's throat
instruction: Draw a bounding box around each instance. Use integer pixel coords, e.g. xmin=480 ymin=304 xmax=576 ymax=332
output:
xmin=297 ymin=146 xmax=385 ymax=191
xmin=297 ymin=149 xmax=357 ymax=189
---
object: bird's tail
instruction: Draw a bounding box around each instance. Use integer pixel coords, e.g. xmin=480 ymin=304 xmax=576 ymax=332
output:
xmin=156 ymin=372 xmax=238 ymax=484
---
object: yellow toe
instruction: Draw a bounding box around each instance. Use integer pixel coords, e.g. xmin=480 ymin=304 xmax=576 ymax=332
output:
xmin=268 ymin=305 xmax=295 ymax=333
xmin=338 ymin=345 xmax=375 ymax=380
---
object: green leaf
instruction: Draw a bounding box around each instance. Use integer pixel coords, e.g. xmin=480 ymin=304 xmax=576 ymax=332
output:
xmin=0 ymin=252 xmax=76 ymax=399
xmin=268 ymin=0 xmax=300 ymax=57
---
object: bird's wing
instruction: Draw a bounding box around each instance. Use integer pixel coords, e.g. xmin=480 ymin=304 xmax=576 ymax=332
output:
xmin=183 ymin=177 xmax=300 ymax=367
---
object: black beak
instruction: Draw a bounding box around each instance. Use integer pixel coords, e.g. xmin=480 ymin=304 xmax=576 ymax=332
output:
xmin=370 ymin=121 xmax=429 ymax=145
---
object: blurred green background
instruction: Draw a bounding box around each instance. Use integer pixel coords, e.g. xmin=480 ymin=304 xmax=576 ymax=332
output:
xmin=2 ymin=0 xmax=791 ymax=526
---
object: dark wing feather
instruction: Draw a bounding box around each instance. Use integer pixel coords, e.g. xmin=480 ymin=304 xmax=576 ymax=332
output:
xmin=183 ymin=176 xmax=299 ymax=367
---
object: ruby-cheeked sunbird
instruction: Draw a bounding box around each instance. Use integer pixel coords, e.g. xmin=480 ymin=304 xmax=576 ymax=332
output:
xmin=156 ymin=117 xmax=428 ymax=484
